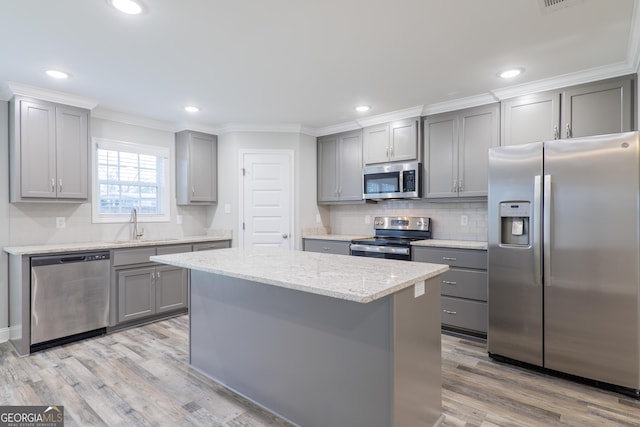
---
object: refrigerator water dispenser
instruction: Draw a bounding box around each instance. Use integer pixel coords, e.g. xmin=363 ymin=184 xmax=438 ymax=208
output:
xmin=500 ymin=202 xmax=530 ymax=246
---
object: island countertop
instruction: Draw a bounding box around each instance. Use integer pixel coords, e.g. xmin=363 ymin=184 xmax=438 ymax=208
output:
xmin=151 ymin=248 xmax=448 ymax=303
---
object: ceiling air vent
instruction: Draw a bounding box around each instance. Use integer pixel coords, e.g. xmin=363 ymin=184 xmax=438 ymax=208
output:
xmin=538 ymin=0 xmax=583 ymax=14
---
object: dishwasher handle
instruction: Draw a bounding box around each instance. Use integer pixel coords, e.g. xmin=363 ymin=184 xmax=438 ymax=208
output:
xmin=31 ymin=251 xmax=110 ymax=267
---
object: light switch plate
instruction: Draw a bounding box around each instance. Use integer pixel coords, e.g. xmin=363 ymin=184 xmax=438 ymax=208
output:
xmin=176 ymin=215 xmax=183 ymax=225
xmin=224 ymin=204 xmax=231 ymax=214
xmin=460 ymin=215 xmax=468 ymax=226
xmin=55 ymin=217 xmax=66 ymax=229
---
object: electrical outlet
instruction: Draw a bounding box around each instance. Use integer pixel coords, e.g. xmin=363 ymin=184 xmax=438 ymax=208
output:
xmin=316 ymin=214 xmax=322 ymax=224
xmin=224 ymin=203 xmax=231 ymax=214
xmin=365 ymin=215 xmax=371 ymax=224
xmin=55 ymin=217 xmax=66 ymax=229
xmin=176 ymin=215 xmax=183 ymax=225
xmin=460 ymin=215 xmax=468 ymax=226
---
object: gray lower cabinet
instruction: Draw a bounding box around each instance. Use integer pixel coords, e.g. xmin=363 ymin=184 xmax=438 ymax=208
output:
xmin=501 ymin=75 xmax=635 ymax=146
xmin=412 ymin=246 xmax=487 ymax=335
xmin=9 ymin=96 xmax=89 ymax=202
xmin=117 ymin=264 xmax=188 ymax=323
xmin=302 ymin=238 xmax=351 ymax=255
xmin=317 ymin=130 xmax=363 ymax=203
xmin=175 ymin=130 xmax=217 ymax=205
xmin=424 ymin=104 xmax=499 ymax=198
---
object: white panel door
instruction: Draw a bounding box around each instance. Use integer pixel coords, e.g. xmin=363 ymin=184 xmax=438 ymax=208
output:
xmin=241 ymin=151 xmax=292 ymax=249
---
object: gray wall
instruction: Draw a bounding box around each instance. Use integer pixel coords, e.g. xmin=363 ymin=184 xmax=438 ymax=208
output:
xmin=0 ymin=101 xmax=9 ymax=341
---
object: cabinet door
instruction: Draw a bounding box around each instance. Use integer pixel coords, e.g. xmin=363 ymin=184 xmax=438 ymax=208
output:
xmin=458 ymin=104 xmax=499 ymax=197
xmin=117 ymin=267 xmax=155 ymax=323
xmin=561 ymin=78 xmax=633 ymax=139
xmin=189 ymin=132 xmax=217 ymax=203
xmin=424 ymin=113 xmax=458 ymax=198
xmin=389 ymin=119 xmax=418 ymax=162
xmin=337 ymin=131 xmax=363 ymax=201
xmin=155 ymin=265 xmax=188 ymax=313
xmin=317 ymin=135 xmax=339 ymax=202
xmin=501 ymin=91 xmax=560 ymax=146
xmin=363 ymin=124 xmax=390 ymax=165
xmin=56 ymin=106 xmax=88 ymax=199
xmin=20 ymin=100 xmax=56 ymax=198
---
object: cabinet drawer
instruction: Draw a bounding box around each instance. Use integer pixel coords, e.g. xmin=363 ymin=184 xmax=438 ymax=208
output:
xmin=112 ymin=247 xmax=157 ymax=266
xmin=441 ymin=296 xmax=487 ymax=333
xmin=303 ymin=239 xmax=351 ymax=255
xmin=412 ymin=247 xmax=486 ymax=269
xmin=440 ymin=268 xmax=487 ymax=301
xmin=157 ymin=244 xmax=192 ymax=255
xmin=192 ymin=240 xmax=231 ymax=251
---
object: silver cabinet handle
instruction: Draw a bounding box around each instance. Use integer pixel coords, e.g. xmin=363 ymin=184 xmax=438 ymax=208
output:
xmin=452 ymin=179 xmax=457 ymax=193
xmin=51 ymin=178 xmax=55 ymax=193
xmin=192 ymin=186 xmax=195 ymax=196
xmin=442 ymin=280 xmax=457 ymax=285
xmin=58 ymin=179 xmax=63 ymax=193
xmin=150 ymin=272 xmax=155 ymax=281
xmin=565 ymin=123 xmax=572 ymax=138
xmin=322 ymin=247 xmax=329 ymax=251
xmin=157 ymin=271 xmax=161 ymax=279
xmin=442 ymin=256 xmax=457 ymax=261
xmin=443 ymin=310 xmax=457 ymax=315
xmin=553 ymin=125 xmax=559 ymax=140
xmin=459 ymin=179 xmax=463 ymax=193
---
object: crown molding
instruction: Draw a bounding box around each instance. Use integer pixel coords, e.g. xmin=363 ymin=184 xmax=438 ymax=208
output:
xmin=422 ymin=93 xmax=499 ymax=116
xmin=491 ymin=61 xmax=635 ymax=100
xmin=314 ymin=121 xmax=361 ymax=137
xmin=628 ymin=0 xmax=640 ymax=72
xmin=7 ymin=82 xmax=98 ymax=109
xmin=355 ymin=105 xmax=424 ymax=128
xmin=216 ymin=122 xmax=310 ymax=135
xmin=91 ymin=108 xmax=177 ymax=132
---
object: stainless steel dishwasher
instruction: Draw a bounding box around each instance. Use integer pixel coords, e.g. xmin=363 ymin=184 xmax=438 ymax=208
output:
xmin=30 ymin=251 xmax=110 ymax=351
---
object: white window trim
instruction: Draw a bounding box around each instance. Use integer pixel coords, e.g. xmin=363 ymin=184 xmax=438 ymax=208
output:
xmin=91 ymin=137 xmax=171 ymax=224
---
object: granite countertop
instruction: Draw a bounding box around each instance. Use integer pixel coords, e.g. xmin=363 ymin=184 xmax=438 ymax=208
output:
xmin=3 ymin=234 xmax=232 ymax=256
xmin=151 ymin=248 xmax=448 ymax=304
xmin=411 ymin=239 xmax=488 ymax=250
xmin=302 ymin=234 xmax=372 ymax=241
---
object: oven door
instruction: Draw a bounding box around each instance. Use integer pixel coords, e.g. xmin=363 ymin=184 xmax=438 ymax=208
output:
xmin=350 ymin=244 xmax=411 ymax=260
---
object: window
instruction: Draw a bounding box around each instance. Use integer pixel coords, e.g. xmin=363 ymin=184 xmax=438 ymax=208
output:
xmin=92 ymin=138 xmax=170 ymax=223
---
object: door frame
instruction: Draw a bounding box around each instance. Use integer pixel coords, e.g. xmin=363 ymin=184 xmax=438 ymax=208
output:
xmin=238 ymin=149 xmax=295 ymax=249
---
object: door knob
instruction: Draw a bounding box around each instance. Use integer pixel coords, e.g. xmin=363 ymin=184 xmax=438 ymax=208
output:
xmin=282 ymin=233 xmax=289 ymax=239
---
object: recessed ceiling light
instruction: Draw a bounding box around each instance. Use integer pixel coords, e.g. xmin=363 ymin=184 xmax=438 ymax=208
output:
xmin=355 ymin=105 xmax=371 ymax=112
xmin=112 ymin=0 xmax=143 ymax=15
xmin=184 ymin=106 xmax=200 ymax=113
xmin=499 ymin=68 xmax=524 ymax=79
xmin=45 ymin=70 xmax=70 ymax=79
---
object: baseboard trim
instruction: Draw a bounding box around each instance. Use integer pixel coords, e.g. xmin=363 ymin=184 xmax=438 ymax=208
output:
xmin=0 ymin=327 xmax=10 ymax=343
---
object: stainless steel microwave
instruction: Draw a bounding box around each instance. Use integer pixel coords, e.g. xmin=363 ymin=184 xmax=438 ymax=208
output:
xmin=362 ymin=161 xmax=422 ymax=200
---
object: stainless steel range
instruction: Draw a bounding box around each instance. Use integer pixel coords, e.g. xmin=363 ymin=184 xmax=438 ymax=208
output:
xmin=350 ymin=216 xmax=431 ymax=260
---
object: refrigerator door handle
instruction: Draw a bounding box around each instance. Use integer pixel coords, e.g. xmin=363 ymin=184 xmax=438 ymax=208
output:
xmin=533 ymin=175 xmax=542 ymax=286
xmin=543 ymin=174 xmax=552 ymax=286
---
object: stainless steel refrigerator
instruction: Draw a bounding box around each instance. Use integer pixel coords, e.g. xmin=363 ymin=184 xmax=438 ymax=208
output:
xmin=488 ymin=131 xmax=640 ymax=393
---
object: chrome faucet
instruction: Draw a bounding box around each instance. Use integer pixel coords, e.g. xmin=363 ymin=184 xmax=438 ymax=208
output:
xmin=130 ymin=208 xmax=144 ymax=240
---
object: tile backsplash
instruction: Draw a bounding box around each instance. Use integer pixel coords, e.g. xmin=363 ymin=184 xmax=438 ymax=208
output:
xmin=329 ymin=200 xmax=488 ymax=241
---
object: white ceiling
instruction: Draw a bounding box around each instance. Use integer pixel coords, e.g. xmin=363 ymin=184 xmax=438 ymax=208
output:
xmin=0 ymin=0 xmax=638 ymax=135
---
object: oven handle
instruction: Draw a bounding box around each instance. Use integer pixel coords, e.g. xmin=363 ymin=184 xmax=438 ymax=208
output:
xmin=350 ymin=244 xmax=410 ymax=256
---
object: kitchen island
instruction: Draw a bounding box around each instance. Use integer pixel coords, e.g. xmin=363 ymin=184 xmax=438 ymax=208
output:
xmin=151 ymin=248 xmax=448 ymax=427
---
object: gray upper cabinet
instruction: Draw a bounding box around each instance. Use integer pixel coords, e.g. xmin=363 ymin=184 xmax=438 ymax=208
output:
xmin=363 ymin=118 xmax=419 ymax=165
xmin=502 ymin=75 xmax=634 ymax=146
xmin=317 ymin=129 xmax=363 ymax=203
xmin=424 ymin=104 xmax=499 ymax=198
xmin=175 ymin=130 xmax=217 ymax=205
xmin=9 ymin=97 xmax=88 ymax=202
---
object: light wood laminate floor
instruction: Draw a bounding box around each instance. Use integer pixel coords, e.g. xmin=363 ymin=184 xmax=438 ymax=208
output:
xmin=1 ymin=315 xmax=639 ymax=426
